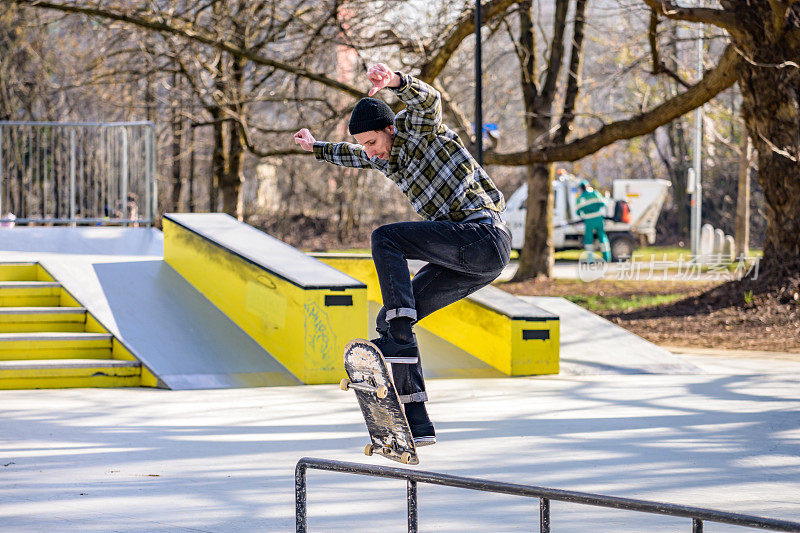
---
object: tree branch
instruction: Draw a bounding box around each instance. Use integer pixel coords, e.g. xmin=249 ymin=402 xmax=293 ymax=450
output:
xmin=539 ymin=0 xmax=570 ymax=109
xmin=484 ymin=44 xmax=741 ymax=165
xmin=14 ymin=0 xmax=366 ymax=98
xmin=647 ymin=9 xmax=690 ymax=88
xmin=417 ymin=0 xmax=523 ymax=83
xmin=553 ymin=0 xmax=588 ymax=145
xmin=648 ymin=9 xmax=661 ymax=73
xmin=517 ymin=0 xmax=538 ymax=122
xmin=787 ymin=26 xmax=800 ymax=50
xmin=766 ymin=0 xmax=790 ymax=40
xmin=641 ymin=0 xmax=746 ymax=41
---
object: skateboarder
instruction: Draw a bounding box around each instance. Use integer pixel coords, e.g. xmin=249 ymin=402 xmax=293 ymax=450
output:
xmin=293 ymin=63 xmax=511 ymax=446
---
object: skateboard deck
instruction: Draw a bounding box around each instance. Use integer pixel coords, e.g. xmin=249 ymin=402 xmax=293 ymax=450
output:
xmin=342 ymin=339 xmax=419 ymax=465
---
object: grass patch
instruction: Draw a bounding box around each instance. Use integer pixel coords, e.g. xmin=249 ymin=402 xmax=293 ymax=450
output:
xmin=564 ymin=292 xmax=689 ymax=313
xmin=500 ymin=277 xmax=719 ymax=314
xmin=555 ymin=246 xmax=762 ymax=263
xmin=553 ymin=247 xmax=692 ymax=262
xmin=306 ymin=248 xmax=371 ymax=255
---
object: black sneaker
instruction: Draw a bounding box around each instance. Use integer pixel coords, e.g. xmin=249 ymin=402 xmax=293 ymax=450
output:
xmin=404 ymin=402 xmax=436 ymax=447
xmin=370 ymin=333 xmax=420 ymax=364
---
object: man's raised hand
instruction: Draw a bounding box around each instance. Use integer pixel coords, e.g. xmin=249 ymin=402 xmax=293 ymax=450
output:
xmin=293 ymin=128 xmax=316 ymax=151
xmin=367 ymin=64 xmax=400 ymax=96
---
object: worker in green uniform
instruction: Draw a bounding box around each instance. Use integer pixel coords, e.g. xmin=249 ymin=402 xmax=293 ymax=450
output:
xmin=575 ymin=180 xmax=611 ymax=262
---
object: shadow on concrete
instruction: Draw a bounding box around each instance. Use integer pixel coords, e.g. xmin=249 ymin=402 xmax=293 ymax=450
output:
xmin=1 ymin=372 xmax=798 ymax=531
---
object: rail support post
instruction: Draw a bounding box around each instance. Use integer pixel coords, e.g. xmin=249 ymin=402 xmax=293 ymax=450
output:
xmin=407 ymin=479 xmax=418 ymax=532
xmin=540 ymin=497 xmax=551 ymax=533
xmin=295 ymin=462 xmax=307 ymax=533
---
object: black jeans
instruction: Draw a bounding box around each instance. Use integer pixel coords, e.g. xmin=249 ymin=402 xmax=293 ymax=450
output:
xmin=371 ymin=219 xmax=512 ymax=403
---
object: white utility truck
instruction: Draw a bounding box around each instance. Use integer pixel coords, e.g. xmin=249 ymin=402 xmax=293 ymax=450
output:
xmin=505 ymin=174 xmax=671 ymax=261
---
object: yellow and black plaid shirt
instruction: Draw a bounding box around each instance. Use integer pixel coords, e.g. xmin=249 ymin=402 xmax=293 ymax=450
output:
xmin=313 ymin=73 xmax=505 ymax=222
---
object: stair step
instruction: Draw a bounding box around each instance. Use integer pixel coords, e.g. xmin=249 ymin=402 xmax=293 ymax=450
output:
xmin=0 ymin=307 xmax=85 ymax=315
xmin=0 ymin=358 xmax=141 ymax=389
xmin=0 ymin=332 xmax=113 ymax=359
xmin=0 ymin=263 xmax=41 ymax=282
xmin=0 ymin=358 xmax=139 ymax=371
xmin=0 ymin=282 xmax=62 ymax=307
xmin=0 ymin=265 xmax=147 ymax=390
xmin=0 ymin=281 xmax=61 ymax=289
xmin=0 ymin=307 xmax=87 ymax=332
xmin=0 ymin=332 xmax=111 ymax=342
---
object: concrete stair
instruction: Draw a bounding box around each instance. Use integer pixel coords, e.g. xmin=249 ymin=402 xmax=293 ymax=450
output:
xmin=0 ymin=262 xmax=144 ymax=389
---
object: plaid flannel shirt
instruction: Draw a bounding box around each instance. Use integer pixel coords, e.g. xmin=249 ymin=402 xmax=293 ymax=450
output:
xmin=313 ymin=73 xmax=505 ymax=222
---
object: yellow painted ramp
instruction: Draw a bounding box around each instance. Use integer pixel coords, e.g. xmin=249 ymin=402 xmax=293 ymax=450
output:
xmin=163 ymin=214 xmax=368 ymax=385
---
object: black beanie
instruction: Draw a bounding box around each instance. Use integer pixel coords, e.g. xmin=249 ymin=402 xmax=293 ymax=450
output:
xmin=348 ymin=97 xmax=395 ymax=135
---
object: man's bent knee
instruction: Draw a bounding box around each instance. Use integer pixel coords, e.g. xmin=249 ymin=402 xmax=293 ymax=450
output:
xmin=371 ymin=224 xmax=392 ymax=251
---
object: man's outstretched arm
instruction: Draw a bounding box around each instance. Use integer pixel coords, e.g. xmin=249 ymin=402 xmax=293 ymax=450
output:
xmin=368 ymin=63 xmax=442 ymax=136
xmin=294 ymin=128 xmax=375 ymax=169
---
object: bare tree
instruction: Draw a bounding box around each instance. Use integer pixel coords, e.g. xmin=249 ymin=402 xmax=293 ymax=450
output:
xmin=643 ymin=0 xmax=800 ymax=279
xmin=10 ymin=0 xmax=798 ymax=287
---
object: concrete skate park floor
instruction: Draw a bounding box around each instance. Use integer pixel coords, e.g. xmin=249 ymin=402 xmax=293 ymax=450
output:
xmin=3 ymin=353 xmax=800 ymax=532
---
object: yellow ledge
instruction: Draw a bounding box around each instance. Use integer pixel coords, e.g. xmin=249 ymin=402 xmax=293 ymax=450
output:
xmin=316 ymin=255 xmax=559 ymax=376
xmin=163 ymin=215 xmax=368 ymax=385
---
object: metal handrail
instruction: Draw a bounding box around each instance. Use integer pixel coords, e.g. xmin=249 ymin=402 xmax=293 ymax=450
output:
xmin=295 ymin=457 xmax=800 ymax=533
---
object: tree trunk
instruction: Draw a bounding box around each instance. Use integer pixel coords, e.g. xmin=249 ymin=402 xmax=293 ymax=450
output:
xmin=516 ymin=163 xmax=554 ymax=278
xmin=170 ymin=73 xmax=183 ymax=212
xmin=188 ymin=124 xmax=196 ymax=212
xmin=738 ymin=58 xmax=800 ymax=266
xmin=221 ymin=119 xmax=245 ymax=219
xmin=666 ymin=120 xmax=691 ymax=238
xmin=512 ymin=0 xmax=555 ymax=279
xmin=735 ymin=120 xmax=751 ymax=258
xmin=219 ymin=55 xmax=246 ymax=219
xmin=209 ymin=108 xmax=227 ymax=212
xmin=334 ymin=167 xmax=357 ymax=241
xmin=660 ymin=26 xmax=690 ymax=240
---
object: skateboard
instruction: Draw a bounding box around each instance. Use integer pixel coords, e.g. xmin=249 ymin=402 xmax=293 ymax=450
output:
xmin=341 ymin=339 xmax=419 ymax=465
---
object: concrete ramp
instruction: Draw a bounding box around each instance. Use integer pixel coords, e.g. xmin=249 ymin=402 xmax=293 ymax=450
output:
xmin=85 ymin=259 xmax=301 ymax=388
xmin=519 ymin=296 xmax=700 ymax=375
xmin=0 ymin=226 xmax=163 ymax=256
xmin=0 ymin=227 xmax=301 ymax=389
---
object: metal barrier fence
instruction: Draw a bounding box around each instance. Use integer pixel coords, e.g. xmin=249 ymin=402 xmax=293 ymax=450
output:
xmin=295 ymin=457 xmax=800 ymax=533
xmin=0 ymin=121 xmax=156 ymax=226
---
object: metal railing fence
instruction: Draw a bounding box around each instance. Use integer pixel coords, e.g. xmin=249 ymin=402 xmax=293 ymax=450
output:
xmin=295 ymin=457 xmax=800 ymax=533
xmin=0 ymin=121 xmax=156 ymax=226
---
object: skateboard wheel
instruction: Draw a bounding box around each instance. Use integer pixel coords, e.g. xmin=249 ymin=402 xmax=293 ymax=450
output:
xmin=400 ymin=452 xmax=412 ymax=464
xmin=376 ymin=385 xmax=388 ymax=399
xmin=340 ymin=378 xmax=351 ymax=391
xmin=364 ymin=444 xmax=374 ymax=456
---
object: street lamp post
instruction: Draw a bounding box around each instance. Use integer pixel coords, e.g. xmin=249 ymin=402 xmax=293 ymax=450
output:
xmin=690 ymin=25 xmax=703 ymax=260
xmin=475 ymin=0 xmax=483 ymax=166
